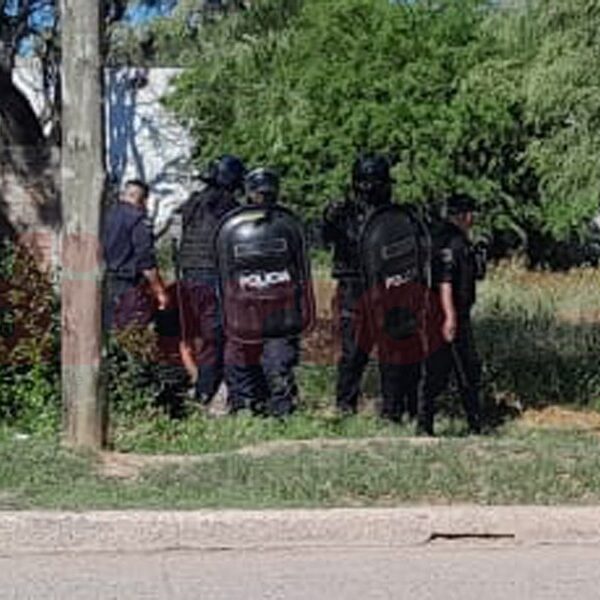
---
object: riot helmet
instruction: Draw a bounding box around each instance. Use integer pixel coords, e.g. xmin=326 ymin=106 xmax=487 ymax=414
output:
xmin=204 ymin=154 xmax=247 ymax=192
xmin=352 ymin=154 xmax=393 ymax=206
xmin=245 ymin=167 xmax=280 ymax=205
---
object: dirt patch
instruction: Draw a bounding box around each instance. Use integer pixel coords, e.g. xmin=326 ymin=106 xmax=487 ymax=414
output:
xmin=555 ymin=308 xmax=600 ymax=324
xmin=520 ymin=406 xmax=600 ymax=431
xmin=98 ymin=436 xmax=441 ymax=480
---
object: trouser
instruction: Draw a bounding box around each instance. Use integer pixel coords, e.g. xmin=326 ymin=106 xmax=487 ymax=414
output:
xmin=224 ymin=337 xmax=300 ymax=418
xmin=180 ymin=270 xmax=225 ymax=404
xmin=102 ymin=274 xmax=152 ymax=333
xmin=418 ymin=314 xmax=482 ymax=434
xmin=335 ymin=278 xmax=421 ymax=421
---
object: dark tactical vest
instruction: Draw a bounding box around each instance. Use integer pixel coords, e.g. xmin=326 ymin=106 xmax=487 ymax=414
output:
xmin=179 ymin=187 xmax=239 ymax=272
xmin=215 ymin=205 xmax=315 ymax=343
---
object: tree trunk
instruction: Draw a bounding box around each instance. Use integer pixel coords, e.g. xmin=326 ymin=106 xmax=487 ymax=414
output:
xmin=60 ymin=0 xmax=106 ymax=449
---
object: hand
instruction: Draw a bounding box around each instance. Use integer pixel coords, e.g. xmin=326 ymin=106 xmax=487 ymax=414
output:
xmin=442 ymin=315 xmax=457 ymax=343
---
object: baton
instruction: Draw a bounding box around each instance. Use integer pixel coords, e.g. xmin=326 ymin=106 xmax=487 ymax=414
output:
xmin=450 ymin=341 xmax=470 ymax=396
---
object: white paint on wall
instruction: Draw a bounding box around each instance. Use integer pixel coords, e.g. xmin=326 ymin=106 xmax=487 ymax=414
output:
xmin=12 ymin=60 xmax=198 ymax=235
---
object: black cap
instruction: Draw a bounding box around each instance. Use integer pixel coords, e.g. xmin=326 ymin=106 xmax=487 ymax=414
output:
xmin=446 ymin=193 xmax=477 ymax=216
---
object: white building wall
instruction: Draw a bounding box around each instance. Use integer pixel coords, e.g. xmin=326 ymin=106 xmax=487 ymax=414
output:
xmin=12 ymin=61 xmax=198 ymax=235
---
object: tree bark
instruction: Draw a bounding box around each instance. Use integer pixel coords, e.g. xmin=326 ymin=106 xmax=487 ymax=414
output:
xmin=60 ymin=0 xmax=106 ymax=448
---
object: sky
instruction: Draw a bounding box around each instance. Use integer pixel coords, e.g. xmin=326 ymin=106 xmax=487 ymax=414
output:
xmin=126 ymin=0 xmax=178 ymax=24
xmin=4 ymin=0 xmax=179 ymax=55
xmin=4 ymin=0 xmax=179 ymax=32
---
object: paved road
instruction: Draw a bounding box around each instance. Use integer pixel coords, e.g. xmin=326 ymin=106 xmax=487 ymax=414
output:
xmin=2 ymin=543 xmax=600 ymax=600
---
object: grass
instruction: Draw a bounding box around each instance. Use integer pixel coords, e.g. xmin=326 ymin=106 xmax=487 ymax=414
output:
xmin=4 ymin=423 xmax=600 ymax=509
xmin=111 ymin=411 xmax=474 ymax=455
xmin=475 ymin=263 xmax=600 ymax=409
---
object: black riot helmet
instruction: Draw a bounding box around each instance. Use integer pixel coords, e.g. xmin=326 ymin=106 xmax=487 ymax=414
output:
xmin=245 ymin=167 xmax=280 ymax=205
xmin=203 ymin=154 xmax=247 ymax=192
xmin=352 ymin=154 xmax=393 ymax=206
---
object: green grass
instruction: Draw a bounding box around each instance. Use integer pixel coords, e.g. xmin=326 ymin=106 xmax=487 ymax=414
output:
xmin=475 ymin=264 xmax=600 ymax=409
xmin=112 ymin=411 xmax=475 ymax=455
xmin=3 ymin=424 xmax=600 ymax=509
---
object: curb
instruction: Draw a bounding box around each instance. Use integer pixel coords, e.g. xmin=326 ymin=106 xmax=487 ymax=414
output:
xmin=2 ymin=507 xmax=600 ymax=556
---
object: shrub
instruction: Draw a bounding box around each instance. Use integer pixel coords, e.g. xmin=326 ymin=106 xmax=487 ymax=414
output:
xmin=0 ymin=241 xmax=60 ymax=434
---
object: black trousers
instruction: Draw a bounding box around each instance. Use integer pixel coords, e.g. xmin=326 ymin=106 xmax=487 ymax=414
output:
xmin=225 ymin=337 xmax=299 ymax=417
xmin=418 ymin=314 xmax=482 ymax=434
xmin=335 ymin=278 xmax=421 ymax=421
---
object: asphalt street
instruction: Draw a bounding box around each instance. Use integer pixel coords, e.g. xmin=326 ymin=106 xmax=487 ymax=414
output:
xmin=3 ymin=542 xmax=600 ymax=600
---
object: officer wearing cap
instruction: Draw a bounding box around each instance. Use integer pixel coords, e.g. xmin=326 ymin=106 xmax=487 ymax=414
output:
xmin=102 ymin=179 xmax=168 ymax=331
xmin=418 ymin=192 xmax=485 ymax=435
xmin=223 ymin=167 xmax=300 ymax=417
xmin=322 ymin=154 xmax=420 ymax=422
xmin=177 ymin=155 xmax=246 ymax=405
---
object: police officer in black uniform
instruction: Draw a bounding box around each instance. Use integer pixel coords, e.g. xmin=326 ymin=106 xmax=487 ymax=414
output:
xmin=224 ymin=168 xmax=300 ymax=418
xmin=178 ymin=155 xmax=246 ymax=404
xmin=418 ymin=192 xmax=485 ymax=435
xmin=102 ymin=179 xmax=168 ymax=331
xmin=323 ymin=154 xmax=420 ymax=422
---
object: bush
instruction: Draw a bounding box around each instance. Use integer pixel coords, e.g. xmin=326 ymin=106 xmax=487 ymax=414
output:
xmin=0 ymin=241 xmax=60 ymax=434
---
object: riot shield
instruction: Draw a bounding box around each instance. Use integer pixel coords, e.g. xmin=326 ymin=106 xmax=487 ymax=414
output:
xmin=359 ymin=204 xmax=441 ymax=365
xmin=215 ymin=205 xmax=315 ymax=343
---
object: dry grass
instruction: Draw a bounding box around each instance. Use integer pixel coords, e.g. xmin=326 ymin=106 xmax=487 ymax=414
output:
xmin=520 ymin=407 xmax=600 ymax=432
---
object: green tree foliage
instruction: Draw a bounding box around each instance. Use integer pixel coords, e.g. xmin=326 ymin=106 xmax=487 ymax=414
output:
xmin=454 ymin=0 xmax=600 ymax=254
xmin=166 ymin=0 xmax=491 ymax=217
xmin=513 ymin=0 xmax=600 ymax=240
xmin=163 ymin=0 xmax=600 ymax=258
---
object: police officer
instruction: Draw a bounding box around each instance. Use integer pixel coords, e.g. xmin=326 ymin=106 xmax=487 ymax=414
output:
xmin=102 ymin=179 xmax=168 ymax=331
xmin=224 ymin=168 xmax=300 ymax=418
xmin=418 ymin=193 xmax=485 ymax=435
xmin=177 ymin=155 xmax=246 ymax=404
xmin=323 ymin=154 xmax=420 ymax=422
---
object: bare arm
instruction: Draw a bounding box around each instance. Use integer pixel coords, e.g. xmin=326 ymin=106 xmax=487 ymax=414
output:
xmin=440 ymin=281 xmax=457 ymax=343
xmin=132 ymin=218 xmax=169 ymax=310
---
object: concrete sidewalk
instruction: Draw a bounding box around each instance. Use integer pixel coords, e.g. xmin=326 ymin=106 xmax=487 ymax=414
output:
xmin=3 ymin=507 xmax=600 ymax=556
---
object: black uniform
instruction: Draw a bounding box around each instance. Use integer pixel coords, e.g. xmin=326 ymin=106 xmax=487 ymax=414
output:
xmin=102 ymin=201 xmax=156 ymax=331
xmin=419 ymin=220 xmax=483 ymax=434
xmin=178 ymin=186 xmax=239 ymax=403
xmin=222 ymin=168 xmax=300 ymax=418
xmin=323 ymin=155 xmax=420 ymax=421
xmin=177 ymin=154 xmax=246 ymax=404
xmin=323 ymin=200 xmax=421 ymax=420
